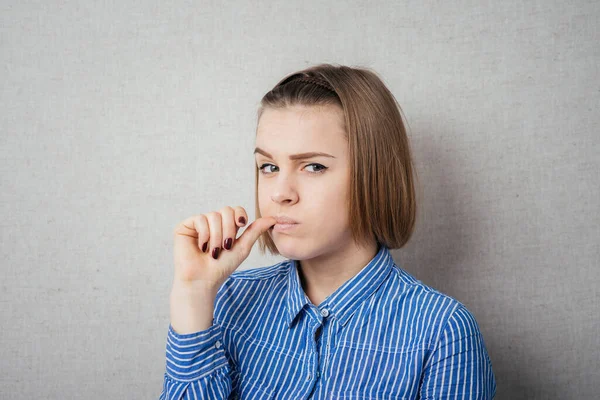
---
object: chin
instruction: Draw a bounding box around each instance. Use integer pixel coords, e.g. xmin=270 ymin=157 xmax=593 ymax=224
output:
xmin=272 ymin=242 xmax=296 ymax=259
xmin=272 ymin=236 xmax=321 ymax=261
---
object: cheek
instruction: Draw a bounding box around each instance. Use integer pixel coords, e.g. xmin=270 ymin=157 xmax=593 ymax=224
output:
xmin=311 ymin=185 xmax=349 ymax=223
xmin=257 ymin=181 xmax=278 ymax=217
xmin=257 ymin=188 xmax=269 ymax=214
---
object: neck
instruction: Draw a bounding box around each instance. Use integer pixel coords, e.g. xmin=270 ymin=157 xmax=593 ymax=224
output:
xmin=297 ymin=239 xmax=379 ymax=306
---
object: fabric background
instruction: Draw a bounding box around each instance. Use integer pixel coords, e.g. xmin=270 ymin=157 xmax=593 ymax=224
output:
xmin=1 ymin=1 xmax=598 ymax=399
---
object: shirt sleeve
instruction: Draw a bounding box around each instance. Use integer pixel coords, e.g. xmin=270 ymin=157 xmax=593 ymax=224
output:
xmin=159 ymin=322 xmax=233 ymax=400
xmin=419 ymin=304 xmax=497 ymax=400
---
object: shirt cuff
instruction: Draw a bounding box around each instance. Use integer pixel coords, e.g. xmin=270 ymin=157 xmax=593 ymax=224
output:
xmin=165 ymin=323 xmax=229 ymax=382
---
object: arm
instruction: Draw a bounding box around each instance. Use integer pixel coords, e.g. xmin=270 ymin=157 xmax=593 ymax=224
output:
xmin=162 ymin=210 xmax=275 ymax=398
xmin=419 ymin=305 xmax=497 ymax=399
xmin=159 ymin=323 xmax=233 ymax=400
xmin=159 ymin=282 xmax=234 ymax=399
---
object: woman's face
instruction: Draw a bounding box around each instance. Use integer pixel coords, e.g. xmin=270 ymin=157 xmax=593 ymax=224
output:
xmin=255 ymin=104 xmax=352 ymax=261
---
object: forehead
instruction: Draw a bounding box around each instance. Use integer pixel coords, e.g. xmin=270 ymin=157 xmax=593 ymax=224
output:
xmin=255 ymin=105 xmax=346 ymax=152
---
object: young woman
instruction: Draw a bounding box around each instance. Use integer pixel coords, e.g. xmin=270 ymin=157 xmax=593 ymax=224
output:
xmin=161 ymin=64 xmax=496 ymax=399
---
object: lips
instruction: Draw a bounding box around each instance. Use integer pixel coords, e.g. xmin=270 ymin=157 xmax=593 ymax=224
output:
xmin=274 ymin=216 xmax=299 ymax=225
xmin=270 ymin=216 xmax=299 ymax=233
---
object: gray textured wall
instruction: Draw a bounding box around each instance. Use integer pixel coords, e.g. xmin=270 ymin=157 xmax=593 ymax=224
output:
xmin=1 ymin=1 xmax=598 ymax=399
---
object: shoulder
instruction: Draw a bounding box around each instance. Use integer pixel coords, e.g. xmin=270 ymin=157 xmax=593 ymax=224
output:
xmin=218 ymin=259 xmax=291 ymax=296
xmin=387 ymin=264 xmax=484 ymax=343
xmin=388 ymin=264 xmax=466 ymax=315
xmin=229 ymin=259 xmax=291 ymax=281
xmin=397 ymin=268 xmax=498 ymax=397
xmin=212 ymin=259 xmax=291 ymax=320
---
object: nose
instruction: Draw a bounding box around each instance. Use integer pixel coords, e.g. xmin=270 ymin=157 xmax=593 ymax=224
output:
xmin=270 ymin=174 xmax=298 ymax=205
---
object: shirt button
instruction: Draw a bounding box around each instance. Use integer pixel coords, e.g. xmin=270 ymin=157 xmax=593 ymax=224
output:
xmin=320 ymin=308 xmax=330 ymax=317
xmin=215 ymin=340 xmax=222 ymax=349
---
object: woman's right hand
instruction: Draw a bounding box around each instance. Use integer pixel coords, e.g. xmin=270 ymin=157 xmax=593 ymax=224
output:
xmin=172 ymin=206 xmax=277 ymax=291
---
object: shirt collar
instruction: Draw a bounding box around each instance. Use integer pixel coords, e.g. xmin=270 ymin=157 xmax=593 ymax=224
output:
xmin=285 ymin=243 xmax=394 ymax=328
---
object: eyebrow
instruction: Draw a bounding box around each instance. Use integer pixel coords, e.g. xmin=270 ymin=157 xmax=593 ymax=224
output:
xmin=254 ymin=147 xmax=336 ymax=160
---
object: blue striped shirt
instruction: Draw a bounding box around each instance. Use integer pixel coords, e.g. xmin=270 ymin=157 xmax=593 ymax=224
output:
xmin=160 ymin=244 xmax=496 ymax=399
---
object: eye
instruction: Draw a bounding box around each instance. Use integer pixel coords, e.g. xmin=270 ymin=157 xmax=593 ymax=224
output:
xmin=257 ymin=163 xmax=328 ymax=175
xmin=305 ymin=163 xmax=327 ymax=174
xmin=258 ymin=163 xmax=278 ymax=174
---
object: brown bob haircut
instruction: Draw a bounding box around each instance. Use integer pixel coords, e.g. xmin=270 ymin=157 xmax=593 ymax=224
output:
xmin=255 ymin=63 xmax=418 ymax=255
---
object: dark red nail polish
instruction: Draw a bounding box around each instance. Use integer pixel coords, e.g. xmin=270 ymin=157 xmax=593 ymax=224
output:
xmin=202 ymin=242 xmax=208 ymax=252
xmin=224 ymin=238 xmax=232 ymax=250
xmin=212 ymin=247 xmax=220 ymax=259
xmin=238 ymin=216 xmax=246 ymax=225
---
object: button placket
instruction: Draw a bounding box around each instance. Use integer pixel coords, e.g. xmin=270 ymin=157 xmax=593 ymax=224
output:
xmin=320 ymin=315 xmax=335 ymax=379
xmin=310 ymin=324 xmax=322 ymax=393
xmin=316 ymin=307 xmax=328 ymax=376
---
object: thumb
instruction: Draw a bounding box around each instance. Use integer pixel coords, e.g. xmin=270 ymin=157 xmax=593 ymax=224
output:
xmin=235 ymin=216 xmax=277 ymax=256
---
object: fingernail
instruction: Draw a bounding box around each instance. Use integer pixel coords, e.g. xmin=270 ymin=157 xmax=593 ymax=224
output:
xmin=212 ymin=247 xmax=220 ymax=259
xmin=202 ymin=242 xmax=208 ymax=252
xmin=238 ymin=216 xmax=246 ymax=225
xmin=224 ymin=238 xmax=232 ymax=250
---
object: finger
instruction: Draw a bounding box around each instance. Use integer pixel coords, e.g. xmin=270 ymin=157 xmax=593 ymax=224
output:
xmin=232 ymin=206 xmax=248 ymax=244
xmin=234 ymin=206 xmax=248 ymax=228
xmin=236 ymin=216 xmax=277 ymax=257
xmin=192 ymin=214 xmax=210 ymax=253
xmin=205 ymin=212 xmax=223 ymax=259
xmin=173 ymin=215 xmax=210 ymax=267
xmin=173 ymin=215 xmax=207 ymax=252
xmin=219 ymin=206 xmax=236 ymax=251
